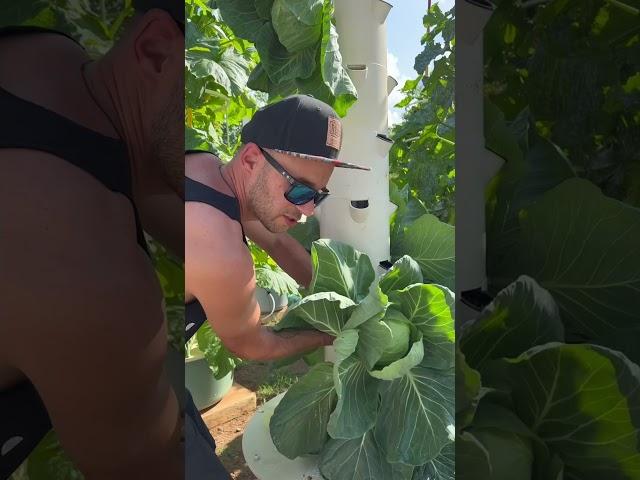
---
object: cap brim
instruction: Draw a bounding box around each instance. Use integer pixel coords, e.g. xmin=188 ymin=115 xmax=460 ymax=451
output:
xmin=271 ymin=149 xmax=371 ymax=171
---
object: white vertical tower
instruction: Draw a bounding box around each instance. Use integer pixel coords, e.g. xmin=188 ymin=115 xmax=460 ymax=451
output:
xmin=317 ymin=0 xmax=397 ymax=271
xmin=456 ymin=1 xmax=502 ymax=325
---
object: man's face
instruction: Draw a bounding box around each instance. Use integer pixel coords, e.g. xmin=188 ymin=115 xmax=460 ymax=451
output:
xmin=248 ymin=148 xmax=334 ymax=233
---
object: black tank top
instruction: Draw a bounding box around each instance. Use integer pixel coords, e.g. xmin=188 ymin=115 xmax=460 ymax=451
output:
xmin=0 ymin=26 xmax=147 ymax=479
xmin=185 ymin=151 xmax=247 ymax=343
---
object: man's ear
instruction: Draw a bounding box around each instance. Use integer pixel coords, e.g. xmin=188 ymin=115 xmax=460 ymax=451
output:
xmin=133 ymin=9 xmax=182 ymax=77
xmin=240 ymin=143 xmax=264 ymax=174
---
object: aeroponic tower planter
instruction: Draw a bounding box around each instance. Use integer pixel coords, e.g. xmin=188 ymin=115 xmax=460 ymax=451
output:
xmin=242 ymin=1 xmax=396 ymax=478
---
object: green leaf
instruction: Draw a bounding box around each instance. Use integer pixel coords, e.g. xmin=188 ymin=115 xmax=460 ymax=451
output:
xmin=389 ymin=284 xmax=455 ymax=370
xmin=369 ymin=321 xmax=424 ymax=380
xmin=397 ymin=214 xmax=455 ymax=290
xmin=271 ymin=0 xmax=324 ymax=52
xmin=319 ymin=430 xmax=387 ymax=480
xmin=459 ymin=276 xmax=565 ymax=372
xmin=471 ymin=428 xmax=534 ymax=480
xmin=270 ymin=362 xmax=337 ymax=458
xmin=309 ymin=239 xmax=376 ymax=302
xmin=501 ymin=343 xmax=640 ymax=479
xmin=380 ymin=255 xmax=424 ymax=294
xmin=327 ymin=345 xmax=381 ymax=439
xmin=217 ymin=0 xmax=265 ymax=42
xmin=456 ymin=432 xmax=492 ymax=480
xmin=344 ymin=280 xmax=388 ymax=330
xmin=412 ymin=442 xmax=455 ymax=480
xmin=317 ymin=0 xmax=357 ymax=115
xmin=353 ymin=313 xmax=393 ymax=370
xmin=195 ymin=322 xmax=241 ymax=379
xmin=254 ymin=22 xmax=318 ymax=83
xmin=455 ymin=346 xmax=482 ymax=431
xmin=287 ymin=216 xmax=320 ymax=251
xmin=273 ymin=291 xmax=356 ymax=335
xmin=375 ymin=361 xmax=455 ymax=465
xmin=497 ymin=178 xmax=640 ymax=350
xmin=254 ymin=0 xmax=274 ymax=20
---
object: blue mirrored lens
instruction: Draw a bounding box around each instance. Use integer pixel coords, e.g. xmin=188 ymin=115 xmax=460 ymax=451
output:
xmin=286 ymin=183 xmax=316 ymax=205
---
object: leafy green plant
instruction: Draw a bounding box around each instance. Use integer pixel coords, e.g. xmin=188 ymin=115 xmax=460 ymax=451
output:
xmin=249 ymin=241 xmax=300 ymax=296
xmin=484 ymin=0 xmax=640 ymax=207
xmin=185 ymin=0 xmax=264 ymax=156
xmin=390 ymin=4 xmax=455 ymax=224
xmin=458 ymin=275 xmax=640 ymax=480
xmin=484 ymin=0 xmax=640 ymax=364
xmin=186 ymin=322 xmax=242 ymax=380
xmin=269 ymin=239 xmax=455 ymax=480
xmin=466 ymin=1 xmax=640 ymax=477
xmin=216 ymin=0 xmax=357 ymax=116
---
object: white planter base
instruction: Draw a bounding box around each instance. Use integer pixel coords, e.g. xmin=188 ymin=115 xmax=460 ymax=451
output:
xmin=242 ymin=392 xmax=323 ymax=480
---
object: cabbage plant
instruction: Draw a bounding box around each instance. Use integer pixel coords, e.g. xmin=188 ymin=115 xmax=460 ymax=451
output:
xmin=269 ymin=239 xmax=455 ymax=480
xmin=458 ymin=276 xmax=640 ymax=480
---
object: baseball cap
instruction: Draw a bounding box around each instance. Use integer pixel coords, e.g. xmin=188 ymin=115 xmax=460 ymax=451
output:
xmin=133 ymin=0 xmax=184 ymax=28
xmin=241 ymin=95 xmax=371 ymax=171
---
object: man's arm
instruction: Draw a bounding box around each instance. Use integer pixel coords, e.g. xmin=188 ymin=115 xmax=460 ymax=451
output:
xmin=136 ymin=190 xmax=184 ymax=261
xmin=242 ymin=219 xmax=313 ymax=288
xmin=1 ymin=151 xmax=182 ymax=479
xmin=187 ymin=206 xmax=331 ymax=361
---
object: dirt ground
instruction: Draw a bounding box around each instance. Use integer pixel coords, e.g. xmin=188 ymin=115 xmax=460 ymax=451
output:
xmin=211 ymin=309 xmax=311 ymax=479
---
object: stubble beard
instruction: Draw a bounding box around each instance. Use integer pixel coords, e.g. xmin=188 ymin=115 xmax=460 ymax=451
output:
xmin=248 ymin=171 xmax=288 ymax=234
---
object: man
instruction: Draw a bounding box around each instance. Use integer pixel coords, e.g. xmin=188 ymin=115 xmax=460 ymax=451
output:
xmin=0 ymin=2 xmax=184 ymax=478
xmin=185 ymin=94 xmax=370 ymax=478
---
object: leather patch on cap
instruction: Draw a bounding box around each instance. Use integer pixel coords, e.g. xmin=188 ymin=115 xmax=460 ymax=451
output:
xmin=326 ymin=116 xmax=342 ymax=150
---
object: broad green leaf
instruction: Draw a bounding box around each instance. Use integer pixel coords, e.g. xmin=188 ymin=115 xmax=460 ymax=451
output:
xmin=254 ymin=22 xmax=318 ymax=84
xmin=399 ymin=214 xmax=455 ymax=290
xmin=459 ymin=275 xmax=564 ymax=371
xmin=344 ymin=281 xmax=388 ymax=330
xmin=287 ymin=216 xmax=320 ymax=251
xmin=384 ymin=461 xmax=415 ymax=480
xmin=412 ymin=442 xmax=455 ymax=480
xmin=309 ymin=239 xmax=375 ymax=302
xmin=498 ymin=179 xmax=640 ymax=348
xmin=195 ymin=322 xmax=241 ymax=380
xmin=317 ymin=0 xmax=357 ymax=115
xmin=455 ymin=346 xmax=481 ymax=431
xmin=380 ymin=255 xmax=424 ymax=294
xmin=255 ymin=0 xmax=274 ymax=20
xmin=271 ymin=0 xmax=324 ymax=52
xmin=273 ymin=291 xmax=356 ymax=335
xmin=486 ymin=130 xmax=575 ymax=288
xmin=456 ymin=432 xmax=491 ymax=480
xmin=319 ymin=430 xmax=387 ymax=480
xmin=327 ymin=350 xmax=380 ymax=439
xmin=217 ymin=0 xmax=265 ymax=42
xmin=369 ymin=321 xmax=424 ymax=381
xmin=355 ymin=315 xmax=392 ymax=370
xmin=389 ymin=284 xmax=455 ymax=369
xmin=270 ymin=362 xmax=337 ymax=458
xmin=375 ymin=362 xmax=454 ymax=465
xmin=502 ymin=343 xmax=640 ymax=479
xmin=471 ymin=428 xmax=534 ymax=480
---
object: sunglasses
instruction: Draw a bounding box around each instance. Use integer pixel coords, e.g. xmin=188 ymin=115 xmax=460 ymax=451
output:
xmin=259 ymin=147 xmax=330 ymax=207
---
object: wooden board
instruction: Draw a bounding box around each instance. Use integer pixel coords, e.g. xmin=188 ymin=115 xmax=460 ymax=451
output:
xmin=200 ymin=383 xmax=256 ymax=430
